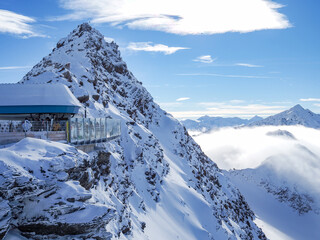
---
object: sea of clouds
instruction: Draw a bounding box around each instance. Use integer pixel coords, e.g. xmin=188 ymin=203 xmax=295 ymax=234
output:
xmin=194 ymin=125 xmax=320 ymax=197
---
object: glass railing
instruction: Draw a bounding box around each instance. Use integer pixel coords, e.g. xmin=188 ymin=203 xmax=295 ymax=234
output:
xmin=0 ymin=118 xmax=121 ymax=145
xmin=68 ymin=118 xmax=121 ymax=144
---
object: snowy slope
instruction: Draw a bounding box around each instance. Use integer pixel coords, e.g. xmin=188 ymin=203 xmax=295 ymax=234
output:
xmin=182 ymin=115 xmax=263 ymax=133
xmin=0 ymin=23 xmax=267 ymax=239
xmin=194 ymin=126 xmax=320 ymax=240
xmin=249 ymin=104 xmax=320 ymax=128
xmin=0 ymin=138 xmax=114 ymax=239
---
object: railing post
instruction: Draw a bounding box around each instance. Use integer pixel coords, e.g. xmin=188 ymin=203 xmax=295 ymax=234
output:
xmin=66 ymin=119 xmax=70 ymax=143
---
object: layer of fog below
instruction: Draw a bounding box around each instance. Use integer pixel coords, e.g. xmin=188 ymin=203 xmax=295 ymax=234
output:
xmin=194 ymin=125 xmax=320 ymax=205
xmin=194 ymin=126 xmax=320 ymax=240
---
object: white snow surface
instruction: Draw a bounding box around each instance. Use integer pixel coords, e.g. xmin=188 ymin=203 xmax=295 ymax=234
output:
xmin=1 ymin=138 xmax=113 ymax=239
xmin=194 ymin=125 xmax=320 ymax=240
xmin=0 ymin=23 xmax=267 ymax=239
xmin=0 ymin=83 xmax=81 ymax=107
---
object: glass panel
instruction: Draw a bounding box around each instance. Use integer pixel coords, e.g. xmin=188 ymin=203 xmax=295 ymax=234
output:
xmin=110 ymin=119 xmax=116 ymax=138
xmin=95 ymin=118 xmax=101 ymax=140
xmin=84 ymin=118 xmax=90 ymax=142
xmin=106 ymin=119 xmax=120 ymax=138
xmin=100 ymin=118 xmax=106 ymax=139
xmin=70 ymin=118 xmax=77 ymax=143
xmin=89 ymin=118 xmax=95 ymax=141
xmin=105 ymin=118 xmax=108 ymax=138
xmin=66 ymin=117 xmax=120 ymax=144
xmin=77 ymin=118 xmax=84 ymax=142
xmin=106 ymin=119 xmax=111 ymax=138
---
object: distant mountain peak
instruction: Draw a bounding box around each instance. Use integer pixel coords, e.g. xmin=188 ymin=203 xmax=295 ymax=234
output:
xmin=250 ymin=104 xmax=320 ymax=128
xmin=290 ymin=104 xmax=305 ymax=112
xmin=249 ymin=115 xmax=263 ymax=123
xmin=198 ymin=115 xmax=211 ymax=120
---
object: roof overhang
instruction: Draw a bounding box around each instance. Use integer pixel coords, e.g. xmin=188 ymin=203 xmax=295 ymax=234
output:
xmin=0 ymin=83 xmax=82 ymax=115
xmin=0 ymin=105 xmax=80 ymax=114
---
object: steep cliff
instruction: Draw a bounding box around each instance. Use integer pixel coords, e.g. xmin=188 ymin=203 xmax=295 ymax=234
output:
xmin=0 ymin=23 xmax=267 ymax=239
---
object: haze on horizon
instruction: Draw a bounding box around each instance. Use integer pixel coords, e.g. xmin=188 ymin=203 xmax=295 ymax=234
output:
xmin=0 ymin=0 xmax=319 ymax=119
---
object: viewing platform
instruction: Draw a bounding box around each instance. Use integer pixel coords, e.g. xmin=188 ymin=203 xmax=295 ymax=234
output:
xmin=0 ymin=83 xmax=121 ymax=151
xmin=0 ymin=118 xmax=121 ymax=147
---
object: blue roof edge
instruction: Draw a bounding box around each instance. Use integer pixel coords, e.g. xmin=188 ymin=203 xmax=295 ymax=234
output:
xmin=0 ymin=105 xmax=80 ymax=114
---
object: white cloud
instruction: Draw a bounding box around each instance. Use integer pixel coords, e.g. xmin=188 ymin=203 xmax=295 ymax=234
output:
xmin=170 ymin=104 xmax=286 ymax=119
xmin=194 ymin=125 xmax=320 ymax=239
xmin=193 ymin=55 xmax=215 ymax=63
xmin=177 ymin=73 xmax=273 ymax=79
xmin=314 ymin=103 xmax=320 ymax=107
xmin=0 ymin=66 xmax=32 ymax=70
xmin=300 ymin=98 xmax=320 ymax=102
xmin=235 ymin=63 xmax=263 ymax=68
xmin=104 ymin=36 xmax=114 ymax=43
xmin=194 ymin=125 xmax=320 ymax=200
xmin=158 ymin=102 xmax=182 ymax=109
xmin=229 ymin=99 xmax=245 ymax=104
xmin=176 ymin=97 xmax=190 ymax=102
xmin=127 ymin=42 xmax=189 ymax=55
xmin=0 ymin=9 xmax=45 ymax=38
xmin=57 ymin=0 xmax=291 ymax=35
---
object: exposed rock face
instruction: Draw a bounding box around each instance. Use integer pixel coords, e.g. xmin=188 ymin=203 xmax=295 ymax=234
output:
xmin=0 ymin=138 xmax=114 ymax=240
xmin=266 ymin=129 xmax=296 ymax=140
xmin=1 ymin=23 xmax=270 ymax=239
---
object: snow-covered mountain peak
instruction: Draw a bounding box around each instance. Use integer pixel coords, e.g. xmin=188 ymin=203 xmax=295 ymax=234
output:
xmin=182 ymin=115 xmax=263 ymax=133
xmin=3 ymin=23 xmax=268 ymax=239
xmin=198 ymin=115 xmax=211 ymax=121
xmin=290 ymin=104 xmax=304 ymax=111
xmin=55 ymin=22 xmax=116 ymax=50
xmin=21 ymin=23 xmax=150 ymax=121
xmin=250 ymin=104 xmax=320 ymax=128
xmin=248 ymin=115 xmax=263 ymax=123
xmin=52 ymin=22 xmax=120 ymax=62
xmin=286 ymin=104 xmax=308 ymax=116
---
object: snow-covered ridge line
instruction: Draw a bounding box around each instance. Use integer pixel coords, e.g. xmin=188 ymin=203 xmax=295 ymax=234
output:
xmin=249 ymin=104 xmax=320 ymax=128
xmin=183 ymin=104 xmax=320 ymax=133
xmin=0 ymin=23 xmax=267 ymax=239
xmin=182 ymin=115 xmax=263 ymax=133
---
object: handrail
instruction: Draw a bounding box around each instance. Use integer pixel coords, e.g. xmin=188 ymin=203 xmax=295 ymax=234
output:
xmin=68 ymin=117 xmax=121 ymax=145
xmin=0 ymin=120 xmax=67 ymax=133
xmin=0 ymin=117 xmax=121 ymax=146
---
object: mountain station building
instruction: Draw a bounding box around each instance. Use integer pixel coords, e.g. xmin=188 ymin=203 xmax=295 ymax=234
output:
xmin=0 ymin=83 xmax=81 ymax=121
xmin=0 ymin=83 xmax=121 ymax=150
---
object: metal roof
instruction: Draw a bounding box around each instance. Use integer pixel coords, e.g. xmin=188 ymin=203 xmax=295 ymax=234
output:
xmin=0 ymin=83 xmax=82 ymax=114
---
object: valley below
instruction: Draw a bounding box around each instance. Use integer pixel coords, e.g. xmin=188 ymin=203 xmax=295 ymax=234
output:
xmin=193 ymin=125 xmax=320 ymax=240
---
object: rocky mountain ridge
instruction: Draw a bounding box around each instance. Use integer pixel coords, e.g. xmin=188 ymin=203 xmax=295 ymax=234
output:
xmin=249 ymin=104 xmax=320 ymax=128
xmin=183 ymin=104 xmax=320 ymax=133
xmin=0 ymin=23 xmax=266 ymax=239
xmin=182 ymin=115 xmax=263 ymax=133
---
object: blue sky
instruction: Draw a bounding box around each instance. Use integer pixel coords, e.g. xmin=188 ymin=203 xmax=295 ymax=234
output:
xmin=0 ymin=0 xmax=319 ymax=119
